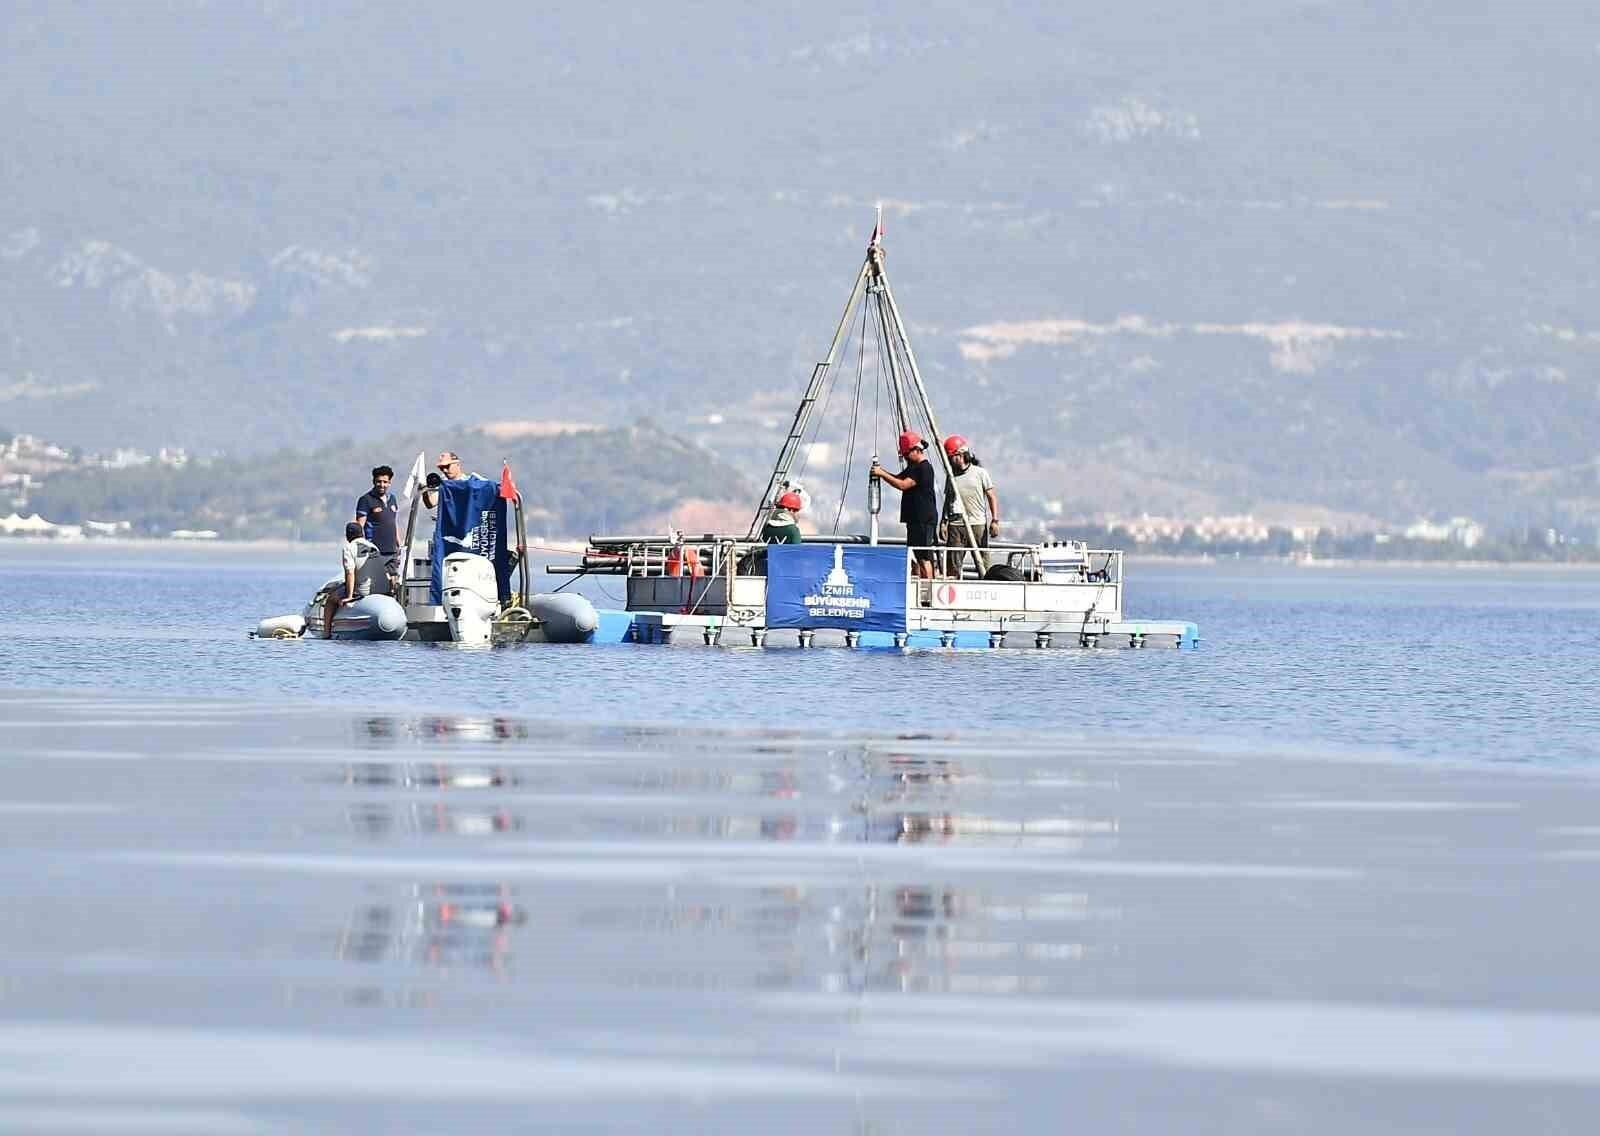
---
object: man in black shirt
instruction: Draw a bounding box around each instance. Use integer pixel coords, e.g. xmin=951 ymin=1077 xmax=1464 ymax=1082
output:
xmin=870 ymin=431 xmax=940 ymax=580
xmin=354 ymin=465 xmax=401 ymax=585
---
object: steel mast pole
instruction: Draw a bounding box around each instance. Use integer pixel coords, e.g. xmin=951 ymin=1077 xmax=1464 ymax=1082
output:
xmin=746 ymin=256 xmax=874 ymax=540
xmin=875 ymin=262 xmax=983 ymax=564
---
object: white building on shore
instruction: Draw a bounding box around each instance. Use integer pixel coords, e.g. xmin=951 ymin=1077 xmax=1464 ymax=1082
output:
xmin=1402 ymin=516 xmax=1484 ymax=548
xmin=0 ymin=512 xmax=83 ymax=539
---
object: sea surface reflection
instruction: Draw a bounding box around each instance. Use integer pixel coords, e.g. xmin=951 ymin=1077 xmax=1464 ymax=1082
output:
xmin=313 ymin=713 xmax=1124 ymax=1001
xmin=6 ymin=692 xmax=1600 ymax=1133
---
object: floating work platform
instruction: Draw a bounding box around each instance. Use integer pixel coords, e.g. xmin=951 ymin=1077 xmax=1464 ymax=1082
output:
xmin=554 ymin=537 xmax=1200 ymax=650
xmin=548 ymin=220 xmax=1199 ymax=654
xmin=609 ymin=609 xmax=1198 ymax=650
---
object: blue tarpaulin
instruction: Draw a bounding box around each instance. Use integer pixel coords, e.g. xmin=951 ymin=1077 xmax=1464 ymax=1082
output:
xmin=765 ymin=544 xmax=907 ymax=632
xmin=429 ymin=475 xmax=512 ymax=604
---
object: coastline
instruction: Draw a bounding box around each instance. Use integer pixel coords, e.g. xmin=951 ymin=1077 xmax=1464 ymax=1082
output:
xmin=1 ymin=536 xmax=1594 ymax=570
xmin=1129 ymin=552 xmax=1600 ymax=571
xmin=0 ymin=535 xmax=590 ymax=555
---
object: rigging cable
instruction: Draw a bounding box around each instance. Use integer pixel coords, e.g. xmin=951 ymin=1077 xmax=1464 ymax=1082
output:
xmin=870 ymin=294 xmax=897 ymax=431
xmin=890 ymin=298 xmax=934 ymax=444
xmin=874 ymin=290 xmax=916 ymax=436
xmin=878 ymin=303 xmax=898 ymax=464
xmin=833 ymin=297 xmax=871 ymax=533
xmin=871 ymin=288 xmax=885 ymax=460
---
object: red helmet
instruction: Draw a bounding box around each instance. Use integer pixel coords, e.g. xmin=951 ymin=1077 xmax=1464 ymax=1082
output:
xmin=943 ymin=434 xmax=968 ymax=457
xmin=897 ymin=430 xmax=924 ymax=456
xmin=776 ymin=491 xmax=803 ymax=511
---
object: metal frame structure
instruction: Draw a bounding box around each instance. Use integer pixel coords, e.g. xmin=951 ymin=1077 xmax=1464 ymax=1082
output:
xmin=746 ymin=209 xmax=981 ymax=556
xmin=547 ymin=219 xmax=1199 ymax=650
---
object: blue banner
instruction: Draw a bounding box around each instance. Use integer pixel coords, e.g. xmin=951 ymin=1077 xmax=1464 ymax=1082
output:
xmin=765 ymin=544 xmax=907 ymax=632
xmin=430 ymin=476 xmax=512 ymax=604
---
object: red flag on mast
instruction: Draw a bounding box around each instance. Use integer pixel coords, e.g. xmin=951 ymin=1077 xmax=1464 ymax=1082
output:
xmin=499 ymin=461 xmax=519 ymax=501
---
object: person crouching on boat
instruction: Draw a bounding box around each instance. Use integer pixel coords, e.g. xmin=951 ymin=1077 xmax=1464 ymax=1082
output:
xmin=940 ymin=435 xmax=1000 ymax=578
xmin=871 ymin=431 xmax=939 ymax=580
xmin=322 ymin=522 xmax=391 ymax=637
xmin=763 ymin=489 xmax=805 ymax=544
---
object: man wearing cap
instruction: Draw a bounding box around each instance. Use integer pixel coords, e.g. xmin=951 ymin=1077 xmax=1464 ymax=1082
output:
xmin=411 ymin=450 xmax=469 ymax=590
xmin=421 ymin=451 xmax=464 ymax=514
xmin=871 ymin=431 xmax=940 ymax=580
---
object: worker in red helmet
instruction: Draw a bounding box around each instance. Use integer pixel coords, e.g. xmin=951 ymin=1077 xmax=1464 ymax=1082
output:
xmin=870 ymin=430 xmax=939 ymax=579
xmin=940 ymin=434 xmax=1000 ymax=577
xmin=762 ymin=486 xmax=805 ymax=545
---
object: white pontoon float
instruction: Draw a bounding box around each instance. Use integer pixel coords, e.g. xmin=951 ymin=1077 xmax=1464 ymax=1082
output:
xmin=552 ymin=219 xmax=1198 ymax=650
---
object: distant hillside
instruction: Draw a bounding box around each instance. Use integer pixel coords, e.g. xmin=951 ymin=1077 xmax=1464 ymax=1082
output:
xmin=24 ymin=424 xmax=752 ymax=540
xmin=3 ymin=2 xmax=1599 ymax=530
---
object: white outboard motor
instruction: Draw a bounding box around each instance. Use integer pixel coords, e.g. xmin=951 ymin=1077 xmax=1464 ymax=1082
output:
xmin=1038 ymin=541 xmax=1090 ymax=584
xmin=442 ymin=552 xmax=499 ymax=645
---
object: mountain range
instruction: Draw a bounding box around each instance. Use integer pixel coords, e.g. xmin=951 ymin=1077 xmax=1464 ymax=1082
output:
xmin=3 ymin=1 xmax=1598 ymax=531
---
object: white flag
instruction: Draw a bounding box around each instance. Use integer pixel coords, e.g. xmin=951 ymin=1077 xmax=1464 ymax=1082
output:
xmin=397 ymin=450 xmax=426 ymax=502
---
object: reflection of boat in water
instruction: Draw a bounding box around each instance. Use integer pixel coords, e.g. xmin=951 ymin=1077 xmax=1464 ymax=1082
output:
xmin=550 ymin=218 xmax=1199 ymax=650
xmin=255 ymin=465 xmax=598 ymax=644
xmin=342 ymin=763 xmax=515 ymax=791
xmin=359 ymin=713 xmax=533 ymax=745
xmin=338 ymin=883 xmax=526 ymax=972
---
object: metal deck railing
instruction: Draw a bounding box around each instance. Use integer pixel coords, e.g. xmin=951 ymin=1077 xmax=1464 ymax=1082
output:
xmin=561 ymin=535 xmax=1121 ymax=587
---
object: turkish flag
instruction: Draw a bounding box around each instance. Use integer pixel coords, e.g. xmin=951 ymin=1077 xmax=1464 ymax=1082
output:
xmin=499 ymin=461 xmax=520 ymax=501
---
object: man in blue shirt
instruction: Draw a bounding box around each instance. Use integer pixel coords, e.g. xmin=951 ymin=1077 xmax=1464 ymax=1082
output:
xmin=354 ymin=465 xmax=401 ymax=584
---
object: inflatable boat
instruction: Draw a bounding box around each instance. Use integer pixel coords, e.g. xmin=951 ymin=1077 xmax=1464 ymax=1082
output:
xmin=254 ymin=465 xmax=599 ymax=646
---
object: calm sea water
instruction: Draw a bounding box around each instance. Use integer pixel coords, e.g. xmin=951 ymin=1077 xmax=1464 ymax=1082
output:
xmin=3 ymin=544 xmax=1600 ymax=1133
xmin=2 ymin=543 xmax=1597 ymax=763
